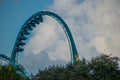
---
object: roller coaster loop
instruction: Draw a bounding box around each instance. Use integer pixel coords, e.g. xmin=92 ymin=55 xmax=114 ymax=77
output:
xmin=0 ymin=11 xmax=79 ymax=79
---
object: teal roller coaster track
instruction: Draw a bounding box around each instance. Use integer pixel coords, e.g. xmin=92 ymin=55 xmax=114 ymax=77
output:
xmin=0 ymin=11 xmax=79 ymax=79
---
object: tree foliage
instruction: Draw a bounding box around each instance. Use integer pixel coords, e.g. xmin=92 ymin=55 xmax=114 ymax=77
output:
xmin=0 ymin=64 xmax=27 ymax=80
xmin=34 ymin=54 xmax=120 ymax=80
xmin=89 ymin=55 xmax=120 ymax=80
xmin=0 ymin=54 xmax=120 ymax=80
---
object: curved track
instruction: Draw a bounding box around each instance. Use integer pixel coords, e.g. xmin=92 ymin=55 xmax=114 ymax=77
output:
xmin=0 ymin=54 xmax=30 ymax=78
xmin=0 ymin=11 xmax=79 ymax=79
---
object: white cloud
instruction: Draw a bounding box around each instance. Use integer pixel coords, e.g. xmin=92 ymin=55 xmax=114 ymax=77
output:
xmin=47 ymin=40 xmax=70 ymax=61
xmin=24 ymin=16 xmax=58 ymax=55
xmin=22 ymin=0 xmax=120 ymax=74
xmin=24 ymin=15 xmax=70 ymax=61
xmin=49 ymin=0 xmax=120 ymax=58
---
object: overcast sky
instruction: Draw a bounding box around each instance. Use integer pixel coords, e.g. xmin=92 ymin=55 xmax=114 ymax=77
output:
xmin=0 ymin=0 xmax=120 ymax=75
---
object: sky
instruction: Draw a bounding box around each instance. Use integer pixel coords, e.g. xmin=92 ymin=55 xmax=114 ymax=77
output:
xmin=0 ymin=0 xmax=120 ymax=74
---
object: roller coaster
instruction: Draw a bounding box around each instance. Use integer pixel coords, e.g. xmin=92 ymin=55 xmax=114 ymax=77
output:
xmin=0 ymin=11 xmax=79 ymax=79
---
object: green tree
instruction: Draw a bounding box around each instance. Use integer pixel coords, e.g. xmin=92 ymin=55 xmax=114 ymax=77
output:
xmin=89 ymin=54 xmax=120 ymax=80
xmin=34 ymin=54 xmax=120 ymax=80
xmin=0 ymin=64 xmax=27 ymax=80
xmin=34 ymin=65 xmax=66 ymax=80
xmin=65 ymin=59 xmax=90 ymax=80
xmin=2 ymin=54 xmax=119 ymax=80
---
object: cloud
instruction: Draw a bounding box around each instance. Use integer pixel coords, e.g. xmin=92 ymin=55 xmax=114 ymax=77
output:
xmin=19 ymin=51 xmax=66 ymax=74
xmin=21 ymin=0 xmax=120 ymax=74
xmin=22 ymin=16 xmax=71 ymax=74
xmin=24 ymin=16 xmax=70 ymax=61
xmin=24 ymin=16 xmax=58 ymax=55
xmin=49 ymin=0 xmax=120 ymax=58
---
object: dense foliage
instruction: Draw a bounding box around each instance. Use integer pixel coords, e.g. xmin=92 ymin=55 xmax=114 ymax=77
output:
xmin=0 ymin=54 xmax=120 ymax=80
xmin=0 ymin=64 xmax=26 ymax=80
xmin=34 ymin=54 xmax=120 ymax=80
